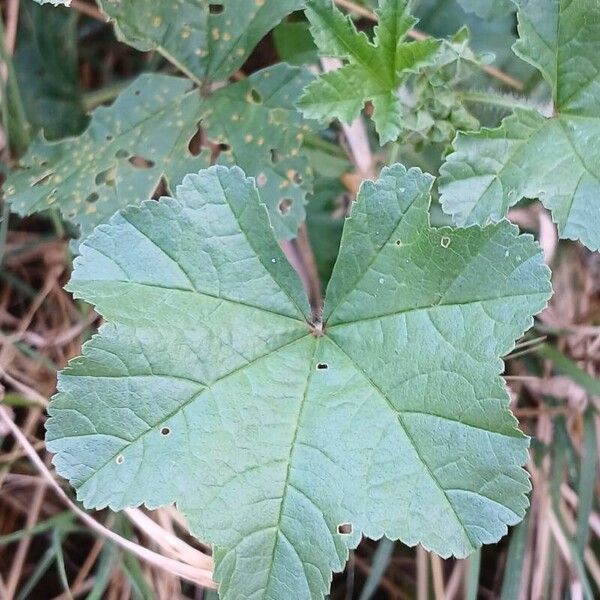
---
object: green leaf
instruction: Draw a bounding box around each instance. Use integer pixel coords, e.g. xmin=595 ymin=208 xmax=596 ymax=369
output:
xmin=456 ymin=0 xmax=514 ymax=20
xmin=97 ymin=0 xmax=305 ymax=83
xmin=15 ymin=1 xmax=87 ymax=140
xmin=415 ymin=0 xmax=536 ymax=87
xmin=439 ymin=0 xmax=600 ymax=250
xmin=273 ymin=20 xmax=319 ymax=66
xmin=5 ymin=64 xmax=313 ymax=242
xmin=298 ymin=0 xmax=441 ymax=144
xmin=204 ymin=65 xmax=315 ymax=240
xmin=47 ymin=164 xmax=551 ymax=599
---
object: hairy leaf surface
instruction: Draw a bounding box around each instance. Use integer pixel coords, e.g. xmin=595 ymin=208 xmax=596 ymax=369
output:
xmin=298 ymin=0 xmax=441 ymax=144
xmin=401 ymin=27 xmax=480 ymax=146
xmin=98 ymin=0 xmax=304 ymax=82
xmin=47 ymin=164 xmax=551 ymax=599
xmin=4 ymin=65 xmax=313 ymax=242
xmin=439 ymin=0 xmax=600 ymax=250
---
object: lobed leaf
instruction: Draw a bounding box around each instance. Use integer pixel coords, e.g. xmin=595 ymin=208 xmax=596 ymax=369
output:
xmin=298 ymin=0 xmax=441 ymax=144
xmin=439 ymin=0 xmax=600 ymax=250
xmin=98 ymin=0 xmax=305 ymax=83
xmin=4 ymin=65 xmax=313 ymax=243
xmin=47 ymin=164 xmax=551 ymax=599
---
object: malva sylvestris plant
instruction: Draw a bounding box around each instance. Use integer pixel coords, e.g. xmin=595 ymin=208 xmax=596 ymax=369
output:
xmin=5 ymin=0 xmax=600 ymax=597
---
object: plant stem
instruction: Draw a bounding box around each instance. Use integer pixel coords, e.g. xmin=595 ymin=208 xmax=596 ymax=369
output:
xmin=0 ymin=195 xmax=9 ymax=267
xmin=83 ymin=79 xmax=131 ymax=111
xmin=388 ymin=142 xmax=400 ymax=165
xmin=0 ymin=14 xmax=31 ymax=154
xmin=458 ymin=90 xmax=547 ymax=114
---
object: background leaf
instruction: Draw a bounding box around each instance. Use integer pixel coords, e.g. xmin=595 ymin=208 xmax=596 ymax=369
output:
xmin=97 ymin=0 xmax=305 ymax=82
xmin=14 ymin=1 xmax=87 ymax=140
xmin=455 ymin=0 xmax=514 ymax=21
xmin=299 ymin=0 xmax=441 ymax=144
xmin=46 ymin=165 xmax=551 ymax=600
xmin=439 ymin=0 xmax=600 ymax=250
xmin=5 ymin=65 xmax=314 ymax=242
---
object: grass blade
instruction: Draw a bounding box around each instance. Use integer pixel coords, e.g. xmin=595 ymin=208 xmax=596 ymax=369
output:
xmin=501 ymin=510 xmax=531 ymax=600
xmin=358 ymin=538 xmax=395 ymax=600
xmin=536 ymin=344 xmax=600 ymax=396
xmin=85 ymin=543 xmax=118 ymax=600
xmin=15 ymin=545 xmax=56 ymax=600
xmin=576 ymin=409 xmax=597 ymax=557
xmin=465 ymin=549 xmax=481 ymax=600
xmin=52 ymin=528 xmax=72 ymax=600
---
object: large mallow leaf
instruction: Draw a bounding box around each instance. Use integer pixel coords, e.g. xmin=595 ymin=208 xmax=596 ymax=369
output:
xmin=4 ymin=64 xmax=313 ymax=243
xmin=298 ymin=0 xmax=441 ymax=144
xmin=439 ymin=0 xmax=600 ymax=250
xmin=46 ymin=164 xmax=551 ymax=599
xmin=98 ymin=0 xmax=305 ymax=83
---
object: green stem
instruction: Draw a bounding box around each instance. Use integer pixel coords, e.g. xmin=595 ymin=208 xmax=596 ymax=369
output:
xmin=156 ymin=46 xmax=203 ymax=87
xmin=303 ymin=133 xmax=347 ymax=158
xmin=459 ymin=90 xmax=546 ymax=114
xmin=0 ymin=20 xmax=9 ymax=267
xmin=0 ymin=16 xmax=31 ymax=154
xmin=83 ymin=79 xmax=132 ymax=111
xmin=388 ymin=142 xmax=400 ymax=165
xmin=575 ymin=409 xmax=597 ymax=556
xmin=49 ymin=208 xmax=65 ymax=239
xmin=0 ymin=195 xmax=9 ymax=267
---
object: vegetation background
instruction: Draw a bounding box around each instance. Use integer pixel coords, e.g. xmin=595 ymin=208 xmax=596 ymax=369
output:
xmin=0 ymin=0 xmax=599 ymax=598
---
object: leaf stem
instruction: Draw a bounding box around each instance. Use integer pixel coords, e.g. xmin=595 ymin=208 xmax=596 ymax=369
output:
xmin=0 ymin=14 xmax=31 ymax=154
xmin=458 ymin=90 xmax=548 ymax=114
xmin=156 ymin=47 xmax=203 ymax=88
xmin=0 ymin=195 xmax=9 ymax=267
xmin=83 ymin=79 xmax=132 ymax=111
